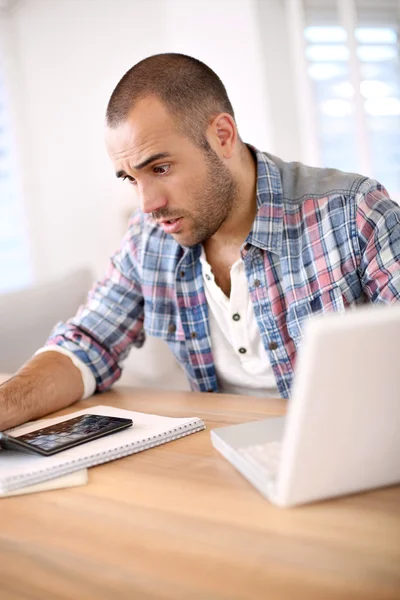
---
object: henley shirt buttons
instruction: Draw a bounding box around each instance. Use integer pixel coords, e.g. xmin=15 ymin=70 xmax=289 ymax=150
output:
xmin=207 ymin=388 xmax=214 ymax=393
xmin=254 ymin=279 xmax=261 ymax=287
xmin=232 ymin=313 xmax=241 ymax=321
xmin=168 ymin=324 xmax=176 ymax=334
xmin=191 ymin=331 xmax=197 ymax=338
xmin=180 ymin=270 xmax=185 ymax=277
xmin=238 ymin=347 xmax=247 ymax=354
xmin=269 ymin=341 xmax=278 ymax=351
xmin=205 ymin=274 xmax=211 ymax=280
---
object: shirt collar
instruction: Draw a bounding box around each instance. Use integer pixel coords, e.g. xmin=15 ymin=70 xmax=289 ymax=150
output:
xmin=245 ymin=146 xmax=283 ymax=255
xmin=181 ymin=146 xmax=284 ymax=264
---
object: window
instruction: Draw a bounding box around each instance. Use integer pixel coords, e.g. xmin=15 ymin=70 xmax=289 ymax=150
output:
xmin=0 ymin=48 xmax=32 ymax=293
xmin=302 ymin=0 xmax=400 ymax=197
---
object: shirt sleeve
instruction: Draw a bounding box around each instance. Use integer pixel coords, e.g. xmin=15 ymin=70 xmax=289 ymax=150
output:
xmin=356 ymin=180 xmax=400 ymax=303
xmin=34 ymin=345 xmax=96 ymax=399
xmin=44 ymin=211 xmax=146 ymax=392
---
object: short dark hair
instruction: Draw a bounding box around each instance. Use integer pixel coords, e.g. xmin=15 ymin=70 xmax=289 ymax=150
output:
xmin=106 ymin=53 xmax=237 ymax=147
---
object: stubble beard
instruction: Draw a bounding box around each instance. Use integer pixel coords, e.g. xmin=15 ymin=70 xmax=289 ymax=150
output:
xmin=183 ymin=148 xmax=238 ymax=247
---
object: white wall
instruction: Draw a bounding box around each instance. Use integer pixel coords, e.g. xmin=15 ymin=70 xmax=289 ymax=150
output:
xmin=164 ymin=0 xmax=272 ymax=150
xmin=256 ymin=0 xmax=302 ymax=162
xmin=6 ymin=0 xmax=275 ymax=283
xmin=7 ymin=0 xmax=167 ymax=281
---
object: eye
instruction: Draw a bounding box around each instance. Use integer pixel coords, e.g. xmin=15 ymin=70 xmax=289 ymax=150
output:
xmin=122 ymin=176 xmax=137 ymax=185
xmin=153 ymin=164 xmax=170 ymax=175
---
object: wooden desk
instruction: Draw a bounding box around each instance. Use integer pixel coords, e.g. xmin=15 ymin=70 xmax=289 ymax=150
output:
xmin=0 ymin=384 xmax=399 ymax=600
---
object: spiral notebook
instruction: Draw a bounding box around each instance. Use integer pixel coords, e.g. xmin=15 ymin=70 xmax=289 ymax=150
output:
xmin=0 ymin=469 xmax=88 ymax=497
xmin=0 ymin=405 xmax=205 ymax=494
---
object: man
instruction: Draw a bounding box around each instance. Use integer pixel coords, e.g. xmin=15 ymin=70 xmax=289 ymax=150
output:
xmin=1 ymin=53 xmax=399 ymax=430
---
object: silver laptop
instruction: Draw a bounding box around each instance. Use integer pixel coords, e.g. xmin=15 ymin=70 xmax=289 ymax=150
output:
xmin=211 ymin=304 xmax=400 ymax=507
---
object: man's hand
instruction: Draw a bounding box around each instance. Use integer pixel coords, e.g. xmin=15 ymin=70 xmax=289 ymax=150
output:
xmin=0 ymin=351 xmax=85 ymax=431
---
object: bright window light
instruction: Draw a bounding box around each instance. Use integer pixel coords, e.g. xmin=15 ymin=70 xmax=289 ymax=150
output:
xmin=355 ymin=28 xmax=397 ymax=45
xmin=357 ymin=46 xmax=398 ymax=62
xmin=364 ymin=97 xmax=400 ymax=117
xmin=304 ymin=26 xmax=347 ymax=43
xmin=360 ymin=80 xmax=393 ymax=99
xmin=306 ymin=45 xmax=349 ymax=62
xmin=302 ymin=12 xmax=400 ymax=196
xmin=308 ymin=63 xmax=347 ymax=80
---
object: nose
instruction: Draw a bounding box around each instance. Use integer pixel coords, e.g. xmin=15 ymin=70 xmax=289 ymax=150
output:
xmin=139 ymin=182 xmax=168 ymax=214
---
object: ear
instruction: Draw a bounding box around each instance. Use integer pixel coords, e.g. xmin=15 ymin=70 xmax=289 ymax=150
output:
xmin=208 ymin=113 xmax=237 ymax=158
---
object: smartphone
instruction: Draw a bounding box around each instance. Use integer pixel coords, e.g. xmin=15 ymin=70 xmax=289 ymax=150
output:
xmin=0 ymin=414 xmax=133 ymax=456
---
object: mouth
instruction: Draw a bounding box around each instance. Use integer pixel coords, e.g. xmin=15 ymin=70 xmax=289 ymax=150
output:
xmin=158 ymin=217 xmax=183 ymax=235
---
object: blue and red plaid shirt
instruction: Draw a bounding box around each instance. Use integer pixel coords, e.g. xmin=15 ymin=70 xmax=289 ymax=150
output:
xmin=46 ymin=148 xmax=400 ymax=398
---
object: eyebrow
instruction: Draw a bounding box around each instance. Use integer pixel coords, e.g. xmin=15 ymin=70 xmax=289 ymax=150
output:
xmin=115 ymin=152 xmax=171 ymax=179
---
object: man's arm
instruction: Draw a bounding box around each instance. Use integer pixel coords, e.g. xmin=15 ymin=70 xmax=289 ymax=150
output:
xmin=356 ymin=181 xmax=400 ymax=302
xmin=0 ymin=351 xmax=84 ymax=431
xmin=0 ymin=211 xmax=146 ymax=431
xmin=44 ymin=210 xmax=146 ymax=393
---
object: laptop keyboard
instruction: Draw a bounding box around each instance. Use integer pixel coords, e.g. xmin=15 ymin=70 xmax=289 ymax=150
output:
xmin=237 ymin=440 xmax=282 ymax=480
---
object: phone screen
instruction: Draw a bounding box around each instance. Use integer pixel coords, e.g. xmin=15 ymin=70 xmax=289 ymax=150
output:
xmin=1 ymin=414 xmax=133 ymax=456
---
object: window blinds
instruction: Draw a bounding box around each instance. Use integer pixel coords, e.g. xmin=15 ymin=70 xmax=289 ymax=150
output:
xmin=355 ymin=0 xmax=400 ymax=28
xmin=304 ymin=0 xmax=400 ymax=28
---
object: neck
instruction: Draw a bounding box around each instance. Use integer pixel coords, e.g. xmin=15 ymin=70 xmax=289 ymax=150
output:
xmin=206 ymin=144 xmax=257 ymax=251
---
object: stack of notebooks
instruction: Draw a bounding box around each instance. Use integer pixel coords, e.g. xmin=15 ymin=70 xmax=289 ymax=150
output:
xmin=0 ymin=405 xmax=205 ymax=497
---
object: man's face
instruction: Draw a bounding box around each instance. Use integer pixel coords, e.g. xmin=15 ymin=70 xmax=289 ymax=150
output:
xmin=105 ymin=96 xmax=237 ymax=247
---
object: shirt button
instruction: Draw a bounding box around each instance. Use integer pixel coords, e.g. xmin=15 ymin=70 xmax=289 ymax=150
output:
xmin=232 ymin=313 xmax=241 ymax=321
xmin=254 ymin=279 xmax=261 ymax=287
xmin=168 ymin=323 xmax=176 ymax=334
xmin=205 ymin=274 xmax=211 ymax=280
xmin=238 ymin=347 xmax=247 ymax=354
xmin=207 ymin=388 xmax=214 ymax=393
xmin=180 ymin=270 xmax=185 ymax=277
xmin=269 ymin=341 xmax=278 ymax=351
xmin=191 ymin=331 xmax=197 ymax=338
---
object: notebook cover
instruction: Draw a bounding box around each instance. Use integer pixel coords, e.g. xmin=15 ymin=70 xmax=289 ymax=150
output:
xmin=0 ymin=468 xmax=88 ymax=497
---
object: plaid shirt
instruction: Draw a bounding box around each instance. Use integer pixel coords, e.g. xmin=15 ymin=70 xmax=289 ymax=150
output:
xmin=46 ymin=148 xmax=400 ymax=398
